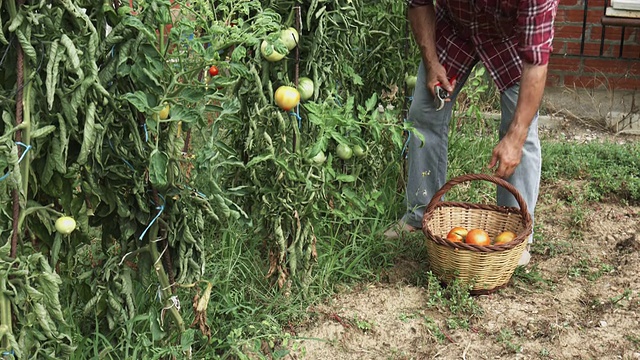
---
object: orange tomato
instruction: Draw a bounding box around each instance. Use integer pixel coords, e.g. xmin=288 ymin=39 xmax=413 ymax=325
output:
xmin=274 ymin=86 xmax=300 ymax=111
xmin=465 ymin=229 xmax=491 ymax=246
xmin=446 ymin=227 xmax=468 ymax=242
xmin=494 ymin=231 xmax=516 ymax=245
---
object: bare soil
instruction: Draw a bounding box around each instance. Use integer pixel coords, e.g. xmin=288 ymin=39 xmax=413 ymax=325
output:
xmin=287 ymin=126 xmax=640 ymax=360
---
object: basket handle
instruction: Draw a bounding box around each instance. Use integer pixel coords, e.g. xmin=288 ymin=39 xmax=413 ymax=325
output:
xmin=424 ymin=173 xmax=530 ymax=222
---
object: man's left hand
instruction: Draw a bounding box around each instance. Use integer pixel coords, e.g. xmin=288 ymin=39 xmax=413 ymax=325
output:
xmin=488 ymin=134 xmax=524 ymax=179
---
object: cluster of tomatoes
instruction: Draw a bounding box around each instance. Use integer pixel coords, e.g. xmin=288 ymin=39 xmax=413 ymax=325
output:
xmin=445 ymin=227 xmax=516 ymax=246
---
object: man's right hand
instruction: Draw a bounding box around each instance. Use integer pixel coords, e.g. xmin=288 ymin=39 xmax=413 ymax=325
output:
xmin=426 ymin=62 xmax=455 ymax=99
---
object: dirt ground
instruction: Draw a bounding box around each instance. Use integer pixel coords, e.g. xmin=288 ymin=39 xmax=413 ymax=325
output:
xmin=287 ymin=125 xmax=640 ymax=360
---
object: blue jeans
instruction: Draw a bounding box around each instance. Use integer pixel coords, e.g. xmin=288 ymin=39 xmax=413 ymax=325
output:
xmin=402 ymin=60 xmax=541 ymax=243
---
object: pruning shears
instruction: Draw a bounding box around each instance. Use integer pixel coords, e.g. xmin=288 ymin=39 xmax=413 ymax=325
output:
xmin=434 ymin=75 xmax=457 ymax=111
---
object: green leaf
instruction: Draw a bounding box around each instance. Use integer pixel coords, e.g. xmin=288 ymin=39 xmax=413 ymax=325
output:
xmin=246 ymin=153 xmax=274 ymax=168
xmin=149 ymin=308 xmax=165 ymax=341
xmin=121 ymin=16 xmax=157 ymax=41
xmin=31 ymin=125 xmax=56 ymax=140
xmin=231 ymin=45 xmax=247 ymax=62
xmin=365 ymin=93 xmax=378 ymax=112
xmin=122 ymin=91 xmax=150 ymax=113
xmin=149 ymin=150 xmax=169 ymax=188
xmin=164 ymin=104 xmax=200 ymax=124
xmin=335 ymin=174 xmax=356 ymax=182
xmin=77 ymin=102 xmax=97 ymax=165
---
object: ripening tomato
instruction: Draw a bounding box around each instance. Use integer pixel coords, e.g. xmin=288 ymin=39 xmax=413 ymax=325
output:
xmin=446 ymin=226 xmax=468 ymax=242
xmin=274 ymin=86 xmax=300 ymax=111
xmin=311 ymin=151 xmax=326 ymax=164
xmin=494 ymin=231 xmax=516 ymax=245
xmin=465 ymin=229 xmax=491 ymax=246
xmin=55 ymin=216 xmax=76 ymax=235
xmin=158 ymin=104 xmax=170 ymax=120
xmin=280 ymin=27 xmax=299 ymax=50
xmin=297 ymin=77 xmax=314 ymax=101
xmin=261 ymin=40 xmax=286 ymax=62
xmin=208 ymin=65 xmax=219 ymax=77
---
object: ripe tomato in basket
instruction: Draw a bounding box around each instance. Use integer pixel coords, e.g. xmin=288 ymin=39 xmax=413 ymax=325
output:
xmin=446 ymin=227 xmax=468 ymax=242
xmin=465 ymin=229 xmax=491 ymax=246
xmin=494 ymin=231 xmax=516 ymax=245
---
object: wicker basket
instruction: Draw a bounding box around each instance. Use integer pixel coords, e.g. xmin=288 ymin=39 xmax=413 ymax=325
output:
xmin=421 ymin=173 xmax=533 ymax=295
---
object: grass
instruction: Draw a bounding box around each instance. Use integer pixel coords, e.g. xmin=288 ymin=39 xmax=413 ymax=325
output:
xmin=541 ymin=140 xmax=640 ymax=204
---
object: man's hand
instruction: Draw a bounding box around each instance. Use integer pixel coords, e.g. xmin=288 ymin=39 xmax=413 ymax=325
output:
xmin=488 ymin=134 xmax=525 ymax=179
xmin=426 ymin=62 xmax=455 ymax=98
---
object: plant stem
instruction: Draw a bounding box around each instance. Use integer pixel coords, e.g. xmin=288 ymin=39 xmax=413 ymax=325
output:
xmin=0 ymin=277 xmax=10 ymax=352
xmin=148 ymin=216 xmax=185 ymax=333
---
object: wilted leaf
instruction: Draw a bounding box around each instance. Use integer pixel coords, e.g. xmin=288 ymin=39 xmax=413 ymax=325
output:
xmin=149 ymin=150 xmax=169 ymax=187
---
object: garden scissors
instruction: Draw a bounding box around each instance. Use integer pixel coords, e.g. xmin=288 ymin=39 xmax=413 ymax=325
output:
xmin=434 ymin=75 xmax=457 ymax=111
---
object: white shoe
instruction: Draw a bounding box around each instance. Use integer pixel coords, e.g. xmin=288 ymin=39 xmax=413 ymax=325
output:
xmin=383 ymin=221 xmax=417 ymax=239
xmin=518 ymin=246 xmax=531 ymax=266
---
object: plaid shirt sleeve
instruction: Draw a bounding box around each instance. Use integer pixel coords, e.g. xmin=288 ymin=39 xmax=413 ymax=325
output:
xmin=517 ymin=0 xmax=559 ymax=65
xmin=407 ymin=0 xmax=432 ymax=8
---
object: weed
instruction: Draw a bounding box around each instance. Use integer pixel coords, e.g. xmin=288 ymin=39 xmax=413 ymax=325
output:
xmin=512 ymin=265 xmax=552 ymax=289
xmin=539 ymin=348 xmax=551 ymax=357
xmin=423 ymin=271 xmax=483 ymax=334
xmin=626 ymin=334 xmax=640 ymax=349
xmin=531 ymin=236 xmax=575 ymax=258
xmin=353 ymin=316 xmax=373 ymax=333
xmin=424 ymin=317 xmax=447 ymax=344
xmin=496 ymin=329 xmax=522 ymax=353
xmin=398 ymin=312 xmax=418 ymax=323
xmin=568 ymin=259 xmax=615 ymax=281
xmin=445 ymin=316 xmax=469 ymax=330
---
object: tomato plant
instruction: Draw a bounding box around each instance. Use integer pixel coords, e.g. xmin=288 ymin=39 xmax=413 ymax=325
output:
xmin=0 ymin=0 xmax=416 ymax=357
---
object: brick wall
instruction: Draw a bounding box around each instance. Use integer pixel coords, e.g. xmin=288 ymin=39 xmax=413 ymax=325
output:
xmin=548 ymin=0 xmax=640 ymax=90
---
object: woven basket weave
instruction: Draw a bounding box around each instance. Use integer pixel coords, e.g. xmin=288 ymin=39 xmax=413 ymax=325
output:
xmin=421 ymin=173 xmax=533 ymax=294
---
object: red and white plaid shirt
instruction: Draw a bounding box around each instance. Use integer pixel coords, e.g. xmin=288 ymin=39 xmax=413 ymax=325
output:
xmin=408 ymin=0 xmax=558 ymax=91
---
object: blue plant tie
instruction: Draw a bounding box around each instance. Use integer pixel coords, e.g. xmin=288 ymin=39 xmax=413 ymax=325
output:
xmin=122 ymin=158 xmax=135 ymax=171
xmin=406 ymin=96 xmax=413 ymax=102
xmin=1 ymin=142 xmax=33 ymax=182
xmin=142 ymin=123 xmax=149 ymax=142
xmin=110 ymin=46 xmax=115 ymax=58
xmin=289 ymin=107 xmax=302 ymax=129
xmin=139 ymin=194 xmax=165 ymax=241
xmin=108 ymin=139 xmax=136 ymax=172
xmin=401 ymin=128 xmax=411 ymax=159
xmin=185 ymin=185 xmax=207 ymax=199
xmin=2 ymin=349 xmax=15 ymax=356
xmin=15 ymin=142 xmax=32 ymax=164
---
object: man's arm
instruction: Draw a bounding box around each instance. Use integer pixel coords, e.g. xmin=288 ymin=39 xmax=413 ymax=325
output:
xmin=489 ymin=0 xmax=557 ymax=179
xmin=489 ymin=63 xmax=547 ymax=179
xmin=408 ymin=4 xmax=453 ymax=94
